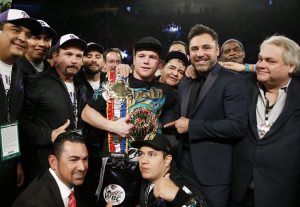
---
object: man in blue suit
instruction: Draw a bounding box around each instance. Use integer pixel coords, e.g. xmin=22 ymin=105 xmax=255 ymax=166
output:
xmin=165 ymin=24 xmax=248 ymax=207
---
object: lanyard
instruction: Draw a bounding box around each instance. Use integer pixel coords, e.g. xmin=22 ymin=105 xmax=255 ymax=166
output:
xmin=6 ymin=88 xmax=11 ymax=123
xmin=61 ymin=80 xmax=78 ymax=129
xmin=264 ymin=98 xmax=273 ymax=126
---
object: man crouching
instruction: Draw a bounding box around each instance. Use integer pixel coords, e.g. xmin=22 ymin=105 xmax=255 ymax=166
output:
xmin=132 ymin=133 xmax=206 ymax=207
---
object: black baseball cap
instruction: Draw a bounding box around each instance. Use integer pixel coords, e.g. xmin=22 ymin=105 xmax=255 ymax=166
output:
xmin=164 ymin=51 xmax=189 ymax=67
xmin=0 ymin=9 xmax=42 ymax=36
xmin=84 ymin=42 xmax=104 ymax=56
xmin=132 ymin=133 xmax=172 ymax=154
xmin=134 ymin=37 xmax=162 ymax=55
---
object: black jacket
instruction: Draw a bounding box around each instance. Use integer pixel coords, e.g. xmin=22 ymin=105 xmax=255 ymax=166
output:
xmin=76 ymin=68 xmax=107 ymax=155
xmin=176 ymin=64 xmax=248 ymax=186
xmin=139 ymin=164 xmax=206 ymax=207
xmin=0 ymin=63 xmax=24 ymax=206
xmin=76 ymin=67 xmax=106 ymax=100
xmin=12 ymin=170 xmax=87 ymax=207
xmin=16 ymin=56 xmax=51 ymax=80
xmin=0 ymin=64 xmax=24 ymax=124
xmin=19 ymin=68 xmax=87 ymax=181
xmin=232 ymin=78 xmax=300 ymax=207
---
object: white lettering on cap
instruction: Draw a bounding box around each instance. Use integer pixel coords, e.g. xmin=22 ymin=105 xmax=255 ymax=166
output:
xmin=59 ymin=33 xmax=79 ymax=46
xmin=7 ymin=9 xmax=29 ymax=21
xmin=38 ymin=20 xmax=50 ymax=28
xmin=69 ymin=34 xmax=77 ymax=39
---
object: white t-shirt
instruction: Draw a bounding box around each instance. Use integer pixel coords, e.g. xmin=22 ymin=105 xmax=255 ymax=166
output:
xmin=65 ymin=81 xmax=78 ymax=128
xmin=0 ymin=60 xmax=13 ymax=95
xmin=87 ymin=79 xmax=101 ymax=91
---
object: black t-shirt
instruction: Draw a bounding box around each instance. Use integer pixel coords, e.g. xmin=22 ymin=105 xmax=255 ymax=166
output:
xmin=88 ymin=74 xmax=176 ymax=120
xmin=87 ymin=74 xmax=177 ymax=153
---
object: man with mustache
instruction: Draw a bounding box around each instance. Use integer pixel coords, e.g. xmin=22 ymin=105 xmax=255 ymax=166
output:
xmin=219 ymin=39 xmax=245 ymax=64
xmin=102 ymin=47 xmax=122 ymax=73
xmin=19 ymin=34 xmax=88 ymax=184
xmin=76 ymin=42 xmax=106 ymax=206
xmin=0 ymin=9 xmax=42 ymax=205
xmin=165 ymin=24 xmax=248 ymax=207
xmin=78 ymin=42 xmax=105 ymax=99
xmin=12 ymin=132 xmax=89 ymax=207
xmin=219 ymin=39 xmax=256 ymax=73
xmin=16 ymin=19 xmax=56 ymax=80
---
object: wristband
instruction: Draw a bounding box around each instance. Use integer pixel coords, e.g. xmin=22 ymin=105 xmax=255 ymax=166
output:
xmin=245 ymin=64 xmax=251 ymax=72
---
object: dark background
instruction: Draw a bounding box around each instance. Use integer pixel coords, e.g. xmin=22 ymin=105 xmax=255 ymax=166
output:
xmin=11 ymin=0 xmax=300 ymax=63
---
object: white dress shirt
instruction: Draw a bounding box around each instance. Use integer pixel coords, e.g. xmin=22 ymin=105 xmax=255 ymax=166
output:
xmin=49 ymin=168 xmax=74 ymax=207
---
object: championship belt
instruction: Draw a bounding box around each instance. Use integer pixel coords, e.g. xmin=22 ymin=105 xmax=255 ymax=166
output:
xmin=128 ymin=105 xmax=160 ymax=140
xmin=98 ymin=71 xmax=164 ymax=206
xmin=102 ymin=71 xmax=162 ymax=156
xmin=102 ymin=70 xmax=133 ymax=158
xmin=98 ymin=71 xmax=140 ymax=206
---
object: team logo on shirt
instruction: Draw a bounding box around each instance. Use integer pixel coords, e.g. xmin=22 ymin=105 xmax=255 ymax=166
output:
xmin=103 ymin=184 xmax=125 ymax=205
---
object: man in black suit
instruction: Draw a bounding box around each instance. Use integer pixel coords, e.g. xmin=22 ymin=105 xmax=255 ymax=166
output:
xmin=231 ymin=36 xmax=300 ymax=207
xmin=12 ymin=132 xmax=89 ymax=207
xmin=165 ymin=24 xmax=248 ymax=207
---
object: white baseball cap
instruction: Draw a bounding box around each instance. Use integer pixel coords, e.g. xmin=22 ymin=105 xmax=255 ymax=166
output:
xmin=0 ymin=9 xmax=42 ymax=35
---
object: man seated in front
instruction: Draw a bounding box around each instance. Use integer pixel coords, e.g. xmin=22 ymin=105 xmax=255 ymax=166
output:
xmin=132 ymin=133 xmax=206 ymax=207
xmin=12 ymin=132 xmax=88 ymax=207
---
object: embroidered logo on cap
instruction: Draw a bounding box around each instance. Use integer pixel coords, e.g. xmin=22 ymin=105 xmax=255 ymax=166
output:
xmin=40 ymin=21 xmax=45 ymax=26
xmin=21 ymin=11 xmax=29 ymax=18
xmin=69 ymin=34 xmax=77 ymax=39
xmin=145 ymin=132 xmax=156 ymax=141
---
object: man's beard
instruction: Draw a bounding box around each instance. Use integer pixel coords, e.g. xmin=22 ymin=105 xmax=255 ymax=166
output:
xmin=64 ymin=66 xmax=80 ymax=78
xmin=85 ymin=66 xmax=102 ymax=76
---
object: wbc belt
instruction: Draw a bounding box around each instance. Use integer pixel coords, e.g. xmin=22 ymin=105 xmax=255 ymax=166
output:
xmin=103 ymin=70 xmax=132 ymax=157
xmin=102 ymin=71 xmax=162 ymax=158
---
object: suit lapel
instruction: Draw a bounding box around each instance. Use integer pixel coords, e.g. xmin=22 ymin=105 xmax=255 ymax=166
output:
xmin=248 ymin=83 xmax=259 ymax=140
xmin=181 ymin=78 xmax=193 ymax=117
xmin=263 ymin=79 xmax=299 ymax=139
xmin=47 ymin=171 xmax=65 ymax=207
xmin=190 ymin=64 xmax=221 ymax=117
